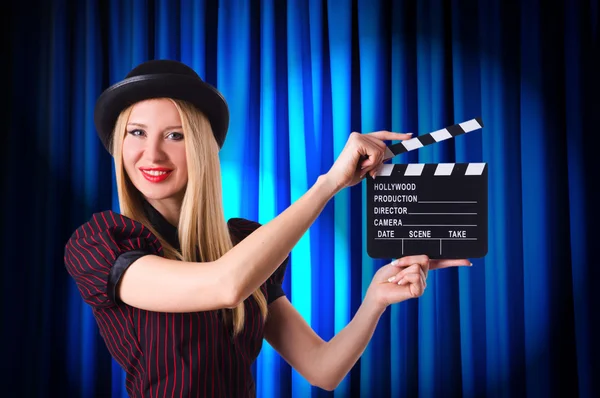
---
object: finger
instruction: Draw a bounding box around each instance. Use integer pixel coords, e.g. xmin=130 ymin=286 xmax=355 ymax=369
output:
xmin=385 ymin=273 xmax=426 ymax=304
xmin=421 ymin=257 xmax=430 ymax=277
xmin=367 ymin=149 xmax=388 ymax=178
xmin=352 ymin=132 xmax=383 ymax=157
xmin=397 ymin=266 xmax=426 ymax=288
xmin=367 ymin=131 xmax=414 ymax=142
xmin=359 ymin=149 xmax=385 ymax=177
xmin=391 ymin=255 xmax=430 ymax=268
xmin=403 ymin=266 xmax=426 ymax=289
xmin=358 ymin=134 xmax=404 ymax=178
xmin=376 ymin=263 xmax=404 ymax=283
xmin=359 ymin=159 xmax=383 ymax=180
xmin=420 ymin=266 xmax=426 ymax=285
xmin=360 ymin=134 xmax=389 ymax=149
xmin=387 ymin=263 xmax=420 ymax=283
xmin=359 ymin=162 xmax=382 ymax=181
xmin=356 ymin=138 xmax=386 ymax=165
xmin=430 ymin=259 xmax=472 ymax=270
xmin=398 ymin=273 xmax=425 ymax=298
xmin=358 ymin=149 xmax=382 ymax=169
xmin=368 ymin=165 xmax=382 ymax=179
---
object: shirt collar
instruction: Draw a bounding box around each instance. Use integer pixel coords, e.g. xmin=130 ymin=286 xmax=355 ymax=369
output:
xmin=142 ymin=200 xmax=180 ymax=251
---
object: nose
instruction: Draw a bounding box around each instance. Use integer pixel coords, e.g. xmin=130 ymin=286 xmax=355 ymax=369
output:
xmin=143 ymin=135 xmax=167 ymax=162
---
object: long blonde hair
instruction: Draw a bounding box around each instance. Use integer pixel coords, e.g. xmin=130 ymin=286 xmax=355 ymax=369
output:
xmin=111 ymin=98 xmax=267 ymax=335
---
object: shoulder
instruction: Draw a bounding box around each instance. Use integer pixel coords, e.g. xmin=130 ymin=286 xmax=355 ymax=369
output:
xmin=70 ymin=210 xmax=149 ymax=234
xmin=227 ymin=218 xmax=261 ymax=244
xmin=64 ymin=210 xmax=161 ymax=309
xmin=65 ymin=210 xmax=162 ymax=254
xmin=227 ymin=217 xmax=261 ymax=231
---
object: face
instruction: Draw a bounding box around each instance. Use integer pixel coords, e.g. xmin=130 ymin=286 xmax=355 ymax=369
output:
xmin=123 ymin=98 xmax=188 ymax=204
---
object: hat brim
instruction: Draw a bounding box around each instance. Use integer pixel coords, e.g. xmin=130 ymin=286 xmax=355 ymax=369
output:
xmin=94 ymin=74 xmax=229 ymax=154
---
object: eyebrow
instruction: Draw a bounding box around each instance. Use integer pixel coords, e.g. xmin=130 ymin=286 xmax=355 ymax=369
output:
xmin=127 ymin=122 xmax=183 ymax=130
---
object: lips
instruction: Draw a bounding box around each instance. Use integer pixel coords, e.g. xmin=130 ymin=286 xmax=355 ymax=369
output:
xmin=139 ymin=167 xmax=173 ymax=183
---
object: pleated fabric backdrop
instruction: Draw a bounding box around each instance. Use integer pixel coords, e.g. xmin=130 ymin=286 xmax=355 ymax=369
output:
xmin=3 ymin=0 xmax=598 ymax=397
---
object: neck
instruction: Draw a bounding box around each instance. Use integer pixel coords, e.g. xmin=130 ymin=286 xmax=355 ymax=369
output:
xmin=145 ymin=197 xmax=182 ymax=227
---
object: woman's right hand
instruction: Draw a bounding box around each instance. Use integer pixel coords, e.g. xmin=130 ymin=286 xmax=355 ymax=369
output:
xmin=324 ymin=130 xmax=413 ymax=191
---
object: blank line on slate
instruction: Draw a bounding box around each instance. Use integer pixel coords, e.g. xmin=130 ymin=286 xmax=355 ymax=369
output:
xmin=417 ymin=201 xmax=478 ymax=204
xmin=403 ymin=224 xmax=477 ymax=227
xmin=409 ymin=212 xmax=478 ymax=215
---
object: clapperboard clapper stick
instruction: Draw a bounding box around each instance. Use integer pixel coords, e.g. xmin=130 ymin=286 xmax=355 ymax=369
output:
xmin=366 ymin=118 xmax=488 ymax=260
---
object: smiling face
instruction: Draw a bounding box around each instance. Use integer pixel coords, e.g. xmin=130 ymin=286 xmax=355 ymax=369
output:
xmin=122 ymin=98 xmax=188 ymax=206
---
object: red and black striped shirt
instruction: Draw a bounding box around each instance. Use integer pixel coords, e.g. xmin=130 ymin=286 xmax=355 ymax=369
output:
xmin=64 ymin=202 xmax=288 ymax=397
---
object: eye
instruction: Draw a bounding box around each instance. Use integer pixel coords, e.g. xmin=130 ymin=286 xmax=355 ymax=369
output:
xmin=167 ymin=132 xmax=184 ymax=141
xmin=127 ymin=129 xmax=145 ymax=137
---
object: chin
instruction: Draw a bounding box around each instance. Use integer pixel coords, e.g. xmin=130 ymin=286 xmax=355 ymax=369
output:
xmin=141 ymin=192 xmax=176 ymax=201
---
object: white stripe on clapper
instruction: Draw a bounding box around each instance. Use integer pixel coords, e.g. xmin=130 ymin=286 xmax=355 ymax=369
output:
xmin=375 ymin=164 xmax=395 ymax=177
xmin=401 ymin=138 xmax=424 ymax=151
xmin=434 ymin=163 xmax=455 ymax=175
xmin=405 ymin=164 xmax=425 ymax=176
xmin=459 ymin=119 xmax=482 ymax=132
xmin=465 ymin=163 xmax=486 ymax=175
xmin=430 ymin=129 xmax=453 ymax=142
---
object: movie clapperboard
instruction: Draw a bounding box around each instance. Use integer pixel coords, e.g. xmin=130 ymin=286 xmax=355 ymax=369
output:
xmin=366 ymin=118 xmax=487 ymax=259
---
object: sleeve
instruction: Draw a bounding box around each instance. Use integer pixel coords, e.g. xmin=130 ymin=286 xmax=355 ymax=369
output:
xmin=227 ymin=218 xmax=289 ymax=305
xmin=64 ymin=210 xmax=163 ymax=308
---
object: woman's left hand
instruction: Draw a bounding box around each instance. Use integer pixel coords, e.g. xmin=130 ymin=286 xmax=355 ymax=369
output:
xmin=365 ymin=255 xmax=471 ymax=310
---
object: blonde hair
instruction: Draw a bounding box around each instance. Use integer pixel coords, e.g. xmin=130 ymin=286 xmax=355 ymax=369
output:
xmin=111 ymin=98 xmax=267 ymax=335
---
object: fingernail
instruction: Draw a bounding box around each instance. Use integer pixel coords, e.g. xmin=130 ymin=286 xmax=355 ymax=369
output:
xmin=372 ymin=174 xmax=376 ymax=180
xmin=360 ymin=173 xmax=365 ymax=179
xmin=469 ymin=262 xmax=473 ymax=266
xmin=406 ymin=132 xmax=413 ymax=136
xmin=397 ymin=278 xmax=405 ymax=285
xmin=388 ymin=276 xmax=396 ymax=283
xmin=391 ymin=259 xmax=399 ymax=266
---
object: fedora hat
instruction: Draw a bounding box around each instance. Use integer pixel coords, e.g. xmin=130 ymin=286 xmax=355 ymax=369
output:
xmin=94 ymin=59 xmax=229 ymax=154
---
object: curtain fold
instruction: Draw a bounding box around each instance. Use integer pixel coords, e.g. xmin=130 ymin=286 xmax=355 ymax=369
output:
xmin=5 ymin=0 xmax=597 ymax=397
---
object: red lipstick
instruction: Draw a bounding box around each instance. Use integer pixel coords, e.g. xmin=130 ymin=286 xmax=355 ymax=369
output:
xmin=139 ymin=167 xmax=173 ymax=183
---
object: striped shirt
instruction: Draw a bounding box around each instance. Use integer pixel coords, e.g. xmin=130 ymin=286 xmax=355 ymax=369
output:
xmin=64 ymin=202 xmax=288 ymax=397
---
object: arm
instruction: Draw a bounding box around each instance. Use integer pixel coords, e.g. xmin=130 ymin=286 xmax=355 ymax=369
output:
xmin=120 ymin=175 xmax=337 ymax=312
xmin=120 ymin=131 xmax=412 ymax=312
xmin=264 ymin=296 xmax=384 ymax=391
xmin=264 ymin=256 xmax=471 ymax=390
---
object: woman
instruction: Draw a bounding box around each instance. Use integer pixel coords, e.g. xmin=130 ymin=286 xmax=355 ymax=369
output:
xmin=64 ymin=59 xmax=470 ymax=397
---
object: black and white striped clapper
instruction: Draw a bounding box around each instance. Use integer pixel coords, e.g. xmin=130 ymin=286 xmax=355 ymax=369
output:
xmin=367 ymin=118 xmax=488 ymax=259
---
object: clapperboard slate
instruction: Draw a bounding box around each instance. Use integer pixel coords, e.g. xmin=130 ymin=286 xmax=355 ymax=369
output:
xmin=366 ymin=118 xmax=488 ymax=259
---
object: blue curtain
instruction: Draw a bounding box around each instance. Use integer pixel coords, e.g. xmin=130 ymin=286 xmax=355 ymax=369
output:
xmin=4 ymin=0 xmax=598 ymax=397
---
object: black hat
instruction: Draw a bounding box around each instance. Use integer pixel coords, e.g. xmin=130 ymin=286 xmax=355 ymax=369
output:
xmin=94 ymin=59 xmax=229 ymax=154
